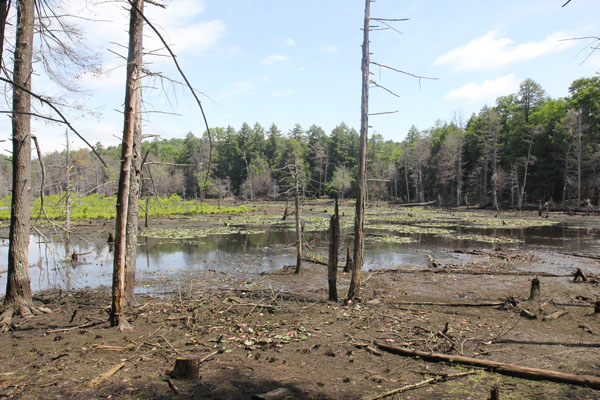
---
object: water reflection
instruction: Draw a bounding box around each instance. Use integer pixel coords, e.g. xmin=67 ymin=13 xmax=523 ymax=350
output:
xmin=0 ymin=221 xmax=598 ymax=293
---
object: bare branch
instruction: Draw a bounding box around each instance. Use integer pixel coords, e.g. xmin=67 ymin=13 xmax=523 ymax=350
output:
xmin=370 ymin=80 xmax=400 ymax=97
xmin=126 ymin=0 xmax=213 ymax=190
xmin=0 ymin=76 xmax=107 ymax=167
xmin=562 ymin=0 xmax=573 ymax=7
xmin=369 ymin=110 xmax=399 ymax=116
xmin=370 ymin=61 xmax=438 ymax=81
xmin=370 ymin=18 xmax=409 ymax=22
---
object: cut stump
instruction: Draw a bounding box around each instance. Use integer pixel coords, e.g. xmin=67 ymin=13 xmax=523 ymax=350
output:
xmin=171 ymin=355 xmax=202 ymax=379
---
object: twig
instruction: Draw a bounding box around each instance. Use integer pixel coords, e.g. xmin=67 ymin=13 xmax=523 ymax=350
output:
xmin=363 ymin=371 xmax=476 ymax=400
xmin=87 ymin=361 xmax=125 ymax=387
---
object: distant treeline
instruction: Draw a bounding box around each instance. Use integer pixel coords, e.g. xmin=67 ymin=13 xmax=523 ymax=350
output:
xmin=1 ymin=76 xmax=598 ymax=209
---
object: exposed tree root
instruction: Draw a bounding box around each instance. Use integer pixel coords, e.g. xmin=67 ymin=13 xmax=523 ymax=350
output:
xmin=0 ymin=301 xmax=52 ymax=333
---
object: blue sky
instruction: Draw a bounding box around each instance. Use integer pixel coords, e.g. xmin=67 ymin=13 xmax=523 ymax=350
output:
xmin=1 ymin=0 xmax=599 ymax=154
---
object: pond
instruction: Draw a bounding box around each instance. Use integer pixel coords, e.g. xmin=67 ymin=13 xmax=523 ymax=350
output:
xmin=0 ymin=213 xmax=599 ymax=294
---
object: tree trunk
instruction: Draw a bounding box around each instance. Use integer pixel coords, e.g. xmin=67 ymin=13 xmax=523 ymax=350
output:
xmin=2 ymin=0 xmax=46 ymax=328
xmin=65 ymin=130 xmax=72 ymax=257
xmin=125 ymin=1 xmax=144 ymax=306
xmin=294 ymin=160 xmax=302 ymax=274
xmin=347 ymin=0 xmax=370 ymax=301
xmin=327 ymin=197 xmax=340 ymax=301
xmin=110 ymin=0 xmax=143 ymax=330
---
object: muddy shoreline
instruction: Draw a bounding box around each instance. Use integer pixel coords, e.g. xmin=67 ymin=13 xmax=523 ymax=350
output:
xmin=1 ymin=207 xmax=600 ymax=399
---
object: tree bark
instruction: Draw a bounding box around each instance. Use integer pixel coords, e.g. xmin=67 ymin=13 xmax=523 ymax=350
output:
xmin=125 ymin=0 xmax=144 ymax=306
xmin=294 ymin=159 xmax=302 ymax=274
xmin=110 ymin=0 xmax=143 ymax=330
xmin=2 ymin=0 xmax=46 ymax=328
xmin=327 ymin=197 xmax=340 ymax=301
xmin=347 ymin=0 xmax=370 ymax=301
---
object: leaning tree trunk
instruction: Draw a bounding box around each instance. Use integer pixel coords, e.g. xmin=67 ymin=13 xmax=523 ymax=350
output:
xmin=1 ymin=0 xmax=49 ymax=328
xmin=125 ymin=1 xmax=144 ymax=306
xmin=347 ymin=0 xmax=370 ymax=301
xmin=110 ymin=0 xmax=143 ymax=330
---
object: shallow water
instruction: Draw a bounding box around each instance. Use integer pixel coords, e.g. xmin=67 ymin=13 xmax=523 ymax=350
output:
xmin=1 ymin=218 xmax=599 ymax=293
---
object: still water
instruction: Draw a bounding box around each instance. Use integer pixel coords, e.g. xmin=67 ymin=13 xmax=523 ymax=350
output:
xmin=0 ymin=220 xmax=599 ymax=293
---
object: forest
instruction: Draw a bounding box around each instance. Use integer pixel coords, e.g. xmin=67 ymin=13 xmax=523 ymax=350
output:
xmin=1 ymin=77 xmax=597 ymax=210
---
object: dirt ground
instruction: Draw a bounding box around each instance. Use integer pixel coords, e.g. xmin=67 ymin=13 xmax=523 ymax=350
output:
xmin=1 ymin=210 xmax=600 ymax=399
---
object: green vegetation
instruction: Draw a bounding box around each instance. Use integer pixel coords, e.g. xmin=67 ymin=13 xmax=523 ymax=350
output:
xmin=0 ymin=193 xmax=251 ymax=221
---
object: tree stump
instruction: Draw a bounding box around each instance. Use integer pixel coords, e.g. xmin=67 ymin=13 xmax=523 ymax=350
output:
xmin=529 ymin=277 xmax=540 ymax=301
xmin=573 ymin=268 xmax=587 ymax=282
xmin=489 ymin=384 xmax=500 ymax=400
xmin=171 ymin=356 xmax=202 ymax=379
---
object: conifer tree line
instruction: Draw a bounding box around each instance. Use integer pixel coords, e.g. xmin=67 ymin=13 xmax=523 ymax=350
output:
xmin=1 ymin=76 xmax=598 ymax=208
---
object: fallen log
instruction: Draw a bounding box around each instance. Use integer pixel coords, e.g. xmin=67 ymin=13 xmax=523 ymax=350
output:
xmin=374 ymin=342 xmax=600 ymax=389
xmin=394 ymin=301 xmax=505 ymax=307
xmin=392 ymin=200 xmax=436 ymax=207
xmin=542 ymin=310 xmax=568 ymax=321
xmin=380 ymin=267 xmax=569 ymax=278
xmin=302 ymin=254 xmax=344 ymax=269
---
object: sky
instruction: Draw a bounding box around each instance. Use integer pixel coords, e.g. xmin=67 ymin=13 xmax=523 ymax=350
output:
xmin=1 ymin=0 xmax=599 ymax=155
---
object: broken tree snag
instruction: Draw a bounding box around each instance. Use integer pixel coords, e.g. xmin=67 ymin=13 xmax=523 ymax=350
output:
xmin=327 ymin=196 xmax=340 ymax=302
xmin=529 ymin=277 xmax=540 ymax=300
xmin=171 ymin=355 xmax=202 ymax=379
xmin=251 ymin=388 xmax=292 ymax=400
xmin=573 ymin=268 xmax=587 ymax=282
xmin=344 ymin=247 xmax=353 ymax=273
xmin=374 ymin=342 xmax=600 ymax=389
xmin=282 ymin=205 xmax=288 ymax=221
xmin=490 ymin=384 xmax=500 ymax=400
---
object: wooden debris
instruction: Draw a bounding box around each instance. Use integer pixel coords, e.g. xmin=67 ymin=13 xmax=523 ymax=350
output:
xmin=529 ymin=277 xmax=540 ymax=301
xmin=394 ymin=301 xmax=506 ymax=307
xmin=427 ymin=255 xmax=439 ymax=268
xmin=251 ymin=387 xmax=292 ymax=400
xmin=91 ymin=343 xmax=135 ymax=352
xmin=362 ymin=370 xmax=476 ymax=400
xmin=375 ymin=342 xmax=600 ymax=389
xmin=519 ymin=309 xmax=537 ymax=320
xmin=542 ymin=310 xmax=568 ymax=321
xmin=490 ymin=384 xmax=500 ymax=400
xmin=165 ymin=377 xmax=180 ymax=394
xmin=573 ymin=268 xmax=587 ymax=282
xmin=87 ymin=361 xmax=125 ymax=388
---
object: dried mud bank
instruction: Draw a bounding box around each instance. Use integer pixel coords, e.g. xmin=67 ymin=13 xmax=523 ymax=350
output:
xmin=1 ymin=246 xmax=600 ymax=400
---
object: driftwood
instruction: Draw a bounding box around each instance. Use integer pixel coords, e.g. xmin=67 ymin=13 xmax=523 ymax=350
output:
xmin=375 ymin=342 xmax=600 ymax=389
xmin=542 ymin=310 xmax=568 ymax=321
xmin=394 ymin=301 xmax=506 ymax=308
xmin=363 ymin=370 xmax=476 ymax=400
xmin=87 ymin=361 xmax=125 ymax=387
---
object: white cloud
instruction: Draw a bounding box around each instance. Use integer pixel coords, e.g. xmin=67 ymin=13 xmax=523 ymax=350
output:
xmin=321 ymin=45 xmax=339 ymax=53
xmin=261 ymin=54 xmax=291 ymax=64
xmin=285 ymin=38 xmax=296 ymax=47
xmin=435 ymin=30 xmax=576 ymax=71
xmin=151 ymin=20 xmax=227 ymax=54
xmin=445 ymin=74 xmax=520 ymax=101
xmin=272 ymin=89 xmax=294 ymax=97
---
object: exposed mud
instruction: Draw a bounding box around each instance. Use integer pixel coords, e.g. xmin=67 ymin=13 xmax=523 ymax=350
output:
xmin=1 ymin=208 xmax=600 ymax=399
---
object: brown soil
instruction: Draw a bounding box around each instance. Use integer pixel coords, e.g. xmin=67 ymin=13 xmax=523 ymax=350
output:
xmin=2 ymin=213 xmax=600 ymax=399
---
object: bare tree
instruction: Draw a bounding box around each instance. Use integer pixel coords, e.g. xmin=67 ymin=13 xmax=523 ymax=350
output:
xmin=110 ymin=0 xmax=143 ymax=330
xmin=1 ymin=0 xmax=50 ymax=330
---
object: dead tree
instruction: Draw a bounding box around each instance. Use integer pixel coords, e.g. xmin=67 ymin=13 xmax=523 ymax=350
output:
xmin=1 ymin=0 xmax=50 ymax=329
xmin=110 ymin=0 xmax=143 ymax=330
xmin=125 ymin=0 xmax=145 ymax=306
xmin=327 ymin=196 xmax=340 ymax=301
xmin=293 ymin=156 xmax=302 ymax=275
xmin=347 ymin=0 xmax=371 ymax=301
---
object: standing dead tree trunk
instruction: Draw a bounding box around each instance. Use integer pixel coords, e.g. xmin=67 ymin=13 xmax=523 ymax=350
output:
xmin=110 ymin=0 xmax=143 ymax=330
xmin=293 ymin=157 xmax=302 ymax=275
xmin=1 ymin=0 xmax=51 ymax=330
xmin=346 ymin=0 xmax=371 ymax=301
xmin=65 ymin=130 xmax=72 ymax=257
xmin=327 ymin=197 xmax=340 ymax=301
xmin=125 ymin=0 xmax=144 ymax=306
